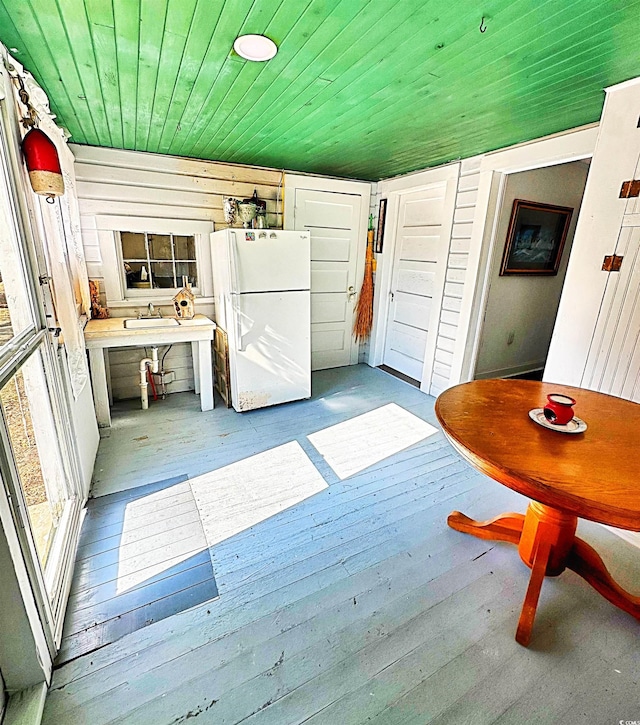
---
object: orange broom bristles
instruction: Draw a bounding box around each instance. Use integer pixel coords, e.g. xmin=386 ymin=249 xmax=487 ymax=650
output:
xmin=353 ymin=235 xmax=375 ymax=341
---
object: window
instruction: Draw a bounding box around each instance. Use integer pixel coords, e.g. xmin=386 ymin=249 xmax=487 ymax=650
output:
xmin=120 ymin=231 xmax=198 ymax=290
xmin=96 ymin=216 xmax=214 ymax=305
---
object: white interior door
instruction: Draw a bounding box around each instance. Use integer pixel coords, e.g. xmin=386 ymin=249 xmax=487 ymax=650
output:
xmin=581 ymin=215 xmax=640 ymax=401
xmin=291 ymin=188 xmax=364 ymax=370
xmin=382 ymin=178 xmax=457 ymax=384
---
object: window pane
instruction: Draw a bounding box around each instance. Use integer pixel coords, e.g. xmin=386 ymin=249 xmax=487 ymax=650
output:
xmin=120 ymin=232 xmax=147 ymax=259
xmin=175 ymin=262 xmax=198 ymax=288
xmin=147 ymin=234 xmax=172 ymax=260
xmin=150 ymin=262 xmax=175 ymax=288
xmin=0 ymin=351 xmax=67 ymax=577
xmin=174 ymin=235 xmax=195 ymax=260
xmin=0 ymin=220 xmax=36 ymax=350
xmin=124 ymin=262 xmax=153 ymax=290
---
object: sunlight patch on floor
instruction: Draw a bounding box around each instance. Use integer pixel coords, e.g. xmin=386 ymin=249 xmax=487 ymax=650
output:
xmin=190 ymin=441 xmax=328 ymax=548
xmin=116 ymin=481 xmax=206 ymax=594
xmin=307 ymin=403 xmax=438 ymax=479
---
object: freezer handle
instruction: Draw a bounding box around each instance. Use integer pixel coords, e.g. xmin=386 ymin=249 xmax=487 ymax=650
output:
xmin=229 ymin=232 xmax=241 ymax=295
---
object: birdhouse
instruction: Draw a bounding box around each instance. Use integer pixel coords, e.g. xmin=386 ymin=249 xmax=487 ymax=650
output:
xmin=173 ymin=281 xmax=196 ymax=319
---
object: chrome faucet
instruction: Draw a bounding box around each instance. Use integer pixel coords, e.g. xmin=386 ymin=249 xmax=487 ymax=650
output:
xmin=137 ymin=303 xmax=162 ymax=319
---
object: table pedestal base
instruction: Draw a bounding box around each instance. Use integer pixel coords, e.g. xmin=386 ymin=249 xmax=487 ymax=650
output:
xmin=448 ymin=504 xmax=640 ymax=646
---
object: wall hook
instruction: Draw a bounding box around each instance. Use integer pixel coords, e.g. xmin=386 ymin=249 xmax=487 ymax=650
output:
xmin=479 ymin=16 xmax=487 ymax=33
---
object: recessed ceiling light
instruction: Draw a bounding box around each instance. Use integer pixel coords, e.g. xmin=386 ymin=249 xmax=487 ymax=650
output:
xmin=233 ymin=34 xmax=277 ymax=62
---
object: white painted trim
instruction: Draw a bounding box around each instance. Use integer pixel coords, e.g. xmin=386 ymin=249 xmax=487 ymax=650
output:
xmin=4 ymin=681 xmax=47 ymax=725
xmin=450 ymin=124 xmax=599 ymax=385
xmin=421 ymin=170 xmax=460 ymax=394
xmin=284 ymin=173 xmax=372 ymax=367
xmin=604 ymin=76 xmax=640 ymax=93
xmin=604 ymin=526 xmax=640 ymax=549
xmin=376 ymin=162 xmax=461 ymax=194
xmin=0 ymin=485 xmax=52 ymax=687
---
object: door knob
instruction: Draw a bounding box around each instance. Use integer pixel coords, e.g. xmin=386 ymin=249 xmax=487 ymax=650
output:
xmin=347 ymin=285 xmax=356 ymax=301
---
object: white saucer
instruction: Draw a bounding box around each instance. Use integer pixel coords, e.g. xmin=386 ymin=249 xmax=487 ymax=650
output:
xmin=528 ymin=408 xmax=587 ymax=434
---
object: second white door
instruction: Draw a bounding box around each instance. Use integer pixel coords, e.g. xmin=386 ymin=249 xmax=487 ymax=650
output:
xmin=288 ymin=184 xmax=368 ymax=370
xmin=382 ymin=176 xmax=458 ymax=384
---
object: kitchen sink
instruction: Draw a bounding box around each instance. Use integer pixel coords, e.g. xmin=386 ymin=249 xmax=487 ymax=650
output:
xmin=124 ymin=318 xmax=180 ymax=329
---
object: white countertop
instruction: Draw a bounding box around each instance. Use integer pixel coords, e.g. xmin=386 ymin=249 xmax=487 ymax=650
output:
xmin=84 ymin=314 xmax=216 ymax=348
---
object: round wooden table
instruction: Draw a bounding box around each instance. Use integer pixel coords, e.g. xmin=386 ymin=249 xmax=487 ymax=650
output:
xmin=435 ymin=379 xmax=640 ymax=646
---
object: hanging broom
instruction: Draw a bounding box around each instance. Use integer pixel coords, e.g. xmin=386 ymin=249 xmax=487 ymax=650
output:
xmin=353 ymin=215 xmax=376 ymax=342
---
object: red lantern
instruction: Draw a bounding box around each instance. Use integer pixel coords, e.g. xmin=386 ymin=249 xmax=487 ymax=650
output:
xmin=21 ymin=128 xmax=64 ymax=203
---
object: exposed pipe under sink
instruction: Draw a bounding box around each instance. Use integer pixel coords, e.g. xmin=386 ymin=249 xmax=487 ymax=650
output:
xmin=140 ymin=347 xmax=159 ymax=410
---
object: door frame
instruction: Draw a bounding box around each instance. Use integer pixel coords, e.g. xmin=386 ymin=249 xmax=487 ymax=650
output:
xmin=369 ymin=163 xmax=460 ymax=393
xmin=284 ymin=173 xmax=372 ymax=367
xmin=450 ymin=124 xmax=599 ymax=386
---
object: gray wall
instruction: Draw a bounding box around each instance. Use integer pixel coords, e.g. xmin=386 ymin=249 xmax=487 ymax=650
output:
xmin=475 ymin=161 xmax=590 ymax=379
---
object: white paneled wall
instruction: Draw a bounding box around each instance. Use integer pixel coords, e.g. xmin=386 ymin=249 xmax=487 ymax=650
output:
xmin=72 ymin=145 xmax=285 ymax=399
xmin=108 ymin=345 xmax=195 ymax=401
xmin=430 ymin=156 xmax=482 ymax=395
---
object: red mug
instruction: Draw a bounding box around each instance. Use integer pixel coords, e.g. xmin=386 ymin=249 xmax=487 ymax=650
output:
xmin=543 ymin=393 xmax=576 ymax=425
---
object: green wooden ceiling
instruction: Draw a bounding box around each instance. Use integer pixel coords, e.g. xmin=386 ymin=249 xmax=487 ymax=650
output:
xmin=1 ymin=0 xmax=639 ymax=181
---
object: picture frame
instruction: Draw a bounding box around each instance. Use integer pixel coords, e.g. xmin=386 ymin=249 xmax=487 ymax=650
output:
xmin=375 ymin=198 xmax=387 ymax=254
xmin=500 ymin=199 xmax=573 ymax=276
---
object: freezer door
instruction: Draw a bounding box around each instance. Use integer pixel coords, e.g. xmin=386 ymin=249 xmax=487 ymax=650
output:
xmin=228 ymin=290 xmax=311 ymax=411
xmin=231 ymin=230 xmax=310 ymax=293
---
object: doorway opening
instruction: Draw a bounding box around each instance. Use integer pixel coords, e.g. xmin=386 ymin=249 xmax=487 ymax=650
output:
xmin=473 ymin=160 xmax=590 ymax=381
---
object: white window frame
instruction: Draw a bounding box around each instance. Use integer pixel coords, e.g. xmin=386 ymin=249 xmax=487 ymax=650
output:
xmin=96 ymin=215 xmax=214 ymax=307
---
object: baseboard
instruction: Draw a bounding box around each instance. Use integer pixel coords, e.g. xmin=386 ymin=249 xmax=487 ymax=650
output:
xmin=605 ymin=526 xmax=640 ymax=549
xmin=4 ymin=682 xmax=47 ymax=725
xmin=474 ymin=361 xmax=546 ymax=380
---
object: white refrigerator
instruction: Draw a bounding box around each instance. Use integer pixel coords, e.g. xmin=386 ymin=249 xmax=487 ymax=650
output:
xmin=211 ymin=229 xmax=311 ymax=412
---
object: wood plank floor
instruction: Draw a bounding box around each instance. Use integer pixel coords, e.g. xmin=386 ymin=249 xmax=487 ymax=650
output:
xmin=57 ymin=475 xmax=218 ymax=665
xmin=44 ymin=365 xmax=640 ymax=724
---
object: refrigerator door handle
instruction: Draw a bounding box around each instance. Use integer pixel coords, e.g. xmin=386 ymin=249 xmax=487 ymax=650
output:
xmin=231 ymin=294 xmax=244 ymax=352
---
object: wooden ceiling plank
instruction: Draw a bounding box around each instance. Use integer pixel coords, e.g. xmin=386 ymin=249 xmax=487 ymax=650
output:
xmin=196 ymin=0 xmax=383 ymax=161
xmin=240 ymin=0 xmax=614 ymax=160
xmin=54 ymin=0 xmax=113 ymax=145
xmin=3 ymin=0 xmax=640 ymax=179
xmin=1 ymin=0 xmax=98 ymax=144
xmin=187 ymin=0 xmax=320 ymax=160
xmin=85 ymin=0 xmax=124 ymax=149
xmin=145 ymin=0 xmax=199 ymax=153
xmin=219 ymin=0 xmax=420 ymax=162
xmin=174 ymin=0 xmax=313 ymax=159
xmin=260 ymin=4 xmax=632 ymax=177
xmin=233 ymin=0 xmax=505 ymax=163
xmin=154 ymin=0 xmax=225 ymax=154
xmin=242 ymin=1 xmax=582 ymax=161
xmin=135 ymin=0 xmax=170 ymax=150
xmin=169 ymin=0 xmax=263 ymax=158
xmin=112 ymin=0 xmax=140 ymax=150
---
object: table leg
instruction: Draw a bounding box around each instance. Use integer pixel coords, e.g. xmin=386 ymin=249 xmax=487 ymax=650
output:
xmin=567 ymin=538 xmax=640 ymax=620
xmin=448 ymin=511 xmax=524 ymax=545
xmin=516 ymin=527 xmax=552 ymax=646
xmin=449 ymin=501 xmax=639 ymax=645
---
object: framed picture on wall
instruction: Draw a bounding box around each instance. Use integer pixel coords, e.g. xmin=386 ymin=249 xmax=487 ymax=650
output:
xmin=375 ymin=198 xmax=387 ymax=254
xmin=500 ymin=199 xmax=573 ymax=275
